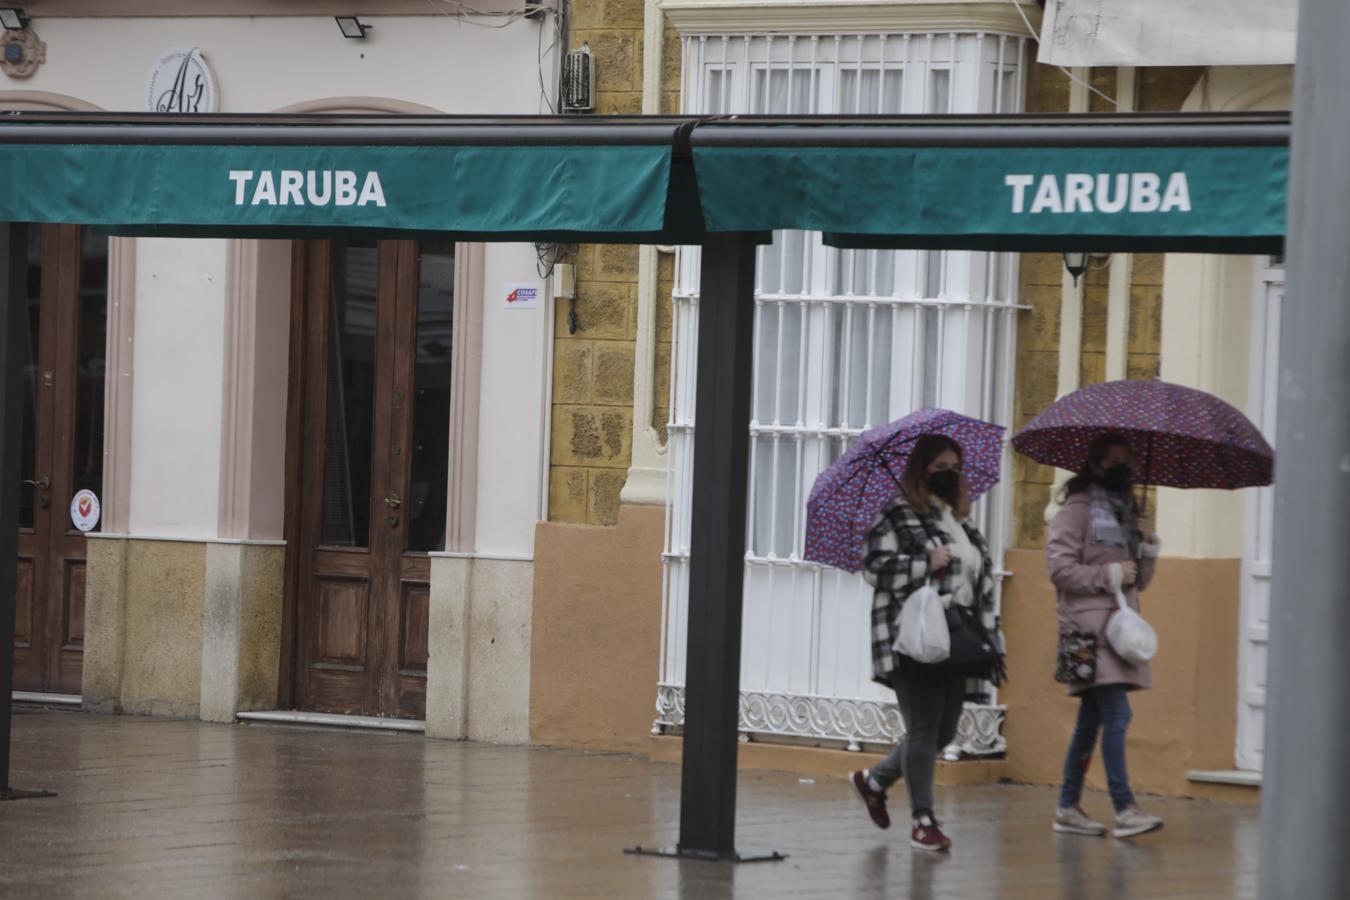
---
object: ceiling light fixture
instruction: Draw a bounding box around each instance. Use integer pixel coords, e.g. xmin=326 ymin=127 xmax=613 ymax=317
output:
xmin=0 ymin=8 xmax=30 ymax=31
xmin=334 ymin=16 xmax=371 ymax=39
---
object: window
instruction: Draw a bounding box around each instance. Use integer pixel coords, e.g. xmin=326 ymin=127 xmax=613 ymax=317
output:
xmin=657 ymin=31 xmax=1026 ymax=754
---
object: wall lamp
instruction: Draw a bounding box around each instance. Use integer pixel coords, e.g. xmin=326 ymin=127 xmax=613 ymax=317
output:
xmin=1063 ymin=251 xmax=1111 ymax=286
xmin=0 ymin=8 xmax=31 ymax=31
xmin=334 ymin=16 xmax=372 ymax=39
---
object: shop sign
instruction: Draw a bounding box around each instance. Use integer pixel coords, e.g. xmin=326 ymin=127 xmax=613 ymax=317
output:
xmin=692 ymin=144 xmax=1287 ymax=251
xmin=0 ymin=143 xmax=676 ymax=239
xmin=146 ymin=47 xmax=218 ymax=114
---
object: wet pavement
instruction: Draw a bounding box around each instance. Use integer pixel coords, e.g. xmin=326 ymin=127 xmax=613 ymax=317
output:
xmin=1 ymin=706 xmax=1258 ymax=898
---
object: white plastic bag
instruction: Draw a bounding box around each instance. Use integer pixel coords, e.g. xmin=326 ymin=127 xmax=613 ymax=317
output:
xmin=1105 ymin=588 xmax=1157 ymax=666
xmin=894 ymin=584 xmax=951 ymax=663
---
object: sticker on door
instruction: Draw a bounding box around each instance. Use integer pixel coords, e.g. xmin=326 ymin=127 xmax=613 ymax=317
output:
xmin=71 ymin=489 xmax=101 ymax=533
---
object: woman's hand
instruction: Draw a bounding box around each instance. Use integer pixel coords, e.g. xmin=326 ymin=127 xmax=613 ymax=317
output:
xmin=1120 ymin=561 xmax=1139 ymax=587
xmin=928 ymin=546 xmax=951 ymax=572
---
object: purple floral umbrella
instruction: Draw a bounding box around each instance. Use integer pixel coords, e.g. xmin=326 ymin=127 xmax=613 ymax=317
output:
xmin=804 ymin=408 xmax=1005 ymax=573
xmin=1011 ymin=379 xmax=1274 ymax=489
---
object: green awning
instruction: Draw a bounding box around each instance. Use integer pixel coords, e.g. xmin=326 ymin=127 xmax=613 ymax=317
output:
xmin=0 ymin=136 xmax=705 ymax=244
xmin=691 ymin=130 xmax=1287 ymax=253
xmin=0 ymin=113 xmax=1290 ymax=252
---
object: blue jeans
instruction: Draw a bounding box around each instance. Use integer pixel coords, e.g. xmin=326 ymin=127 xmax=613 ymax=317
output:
xmin=1059 ymin=685 xmax=1137 ymax=812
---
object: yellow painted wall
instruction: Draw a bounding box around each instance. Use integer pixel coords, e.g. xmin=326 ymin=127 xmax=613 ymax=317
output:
xmin=529 ymin=505 xmax=665 ymax=751
xmin=1001 ymin=548 xmax=1255 ymax=803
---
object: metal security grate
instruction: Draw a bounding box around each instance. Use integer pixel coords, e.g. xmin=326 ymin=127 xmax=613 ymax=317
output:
xmin=658 ymin=31 xmax=1028 ymax=755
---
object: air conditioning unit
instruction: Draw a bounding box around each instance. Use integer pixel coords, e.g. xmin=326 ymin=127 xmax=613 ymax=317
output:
xmin=562 ymin=43 xmax=594 ymax=113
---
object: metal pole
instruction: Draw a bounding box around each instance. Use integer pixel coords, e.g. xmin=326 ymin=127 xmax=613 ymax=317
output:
xmin=1259 ymin=2 xmax=1350 ymax=895
xmin=676 ymin=233 xmax=759 ymax=861
xmin=0 ymin=222 xmax=24 ymax=794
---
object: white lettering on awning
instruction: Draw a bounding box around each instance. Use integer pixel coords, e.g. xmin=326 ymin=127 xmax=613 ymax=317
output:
xmin=1005 ymin=173 xmax=1191 ymax=215
xmin=229 ymin=170 xmax=388 ymax=208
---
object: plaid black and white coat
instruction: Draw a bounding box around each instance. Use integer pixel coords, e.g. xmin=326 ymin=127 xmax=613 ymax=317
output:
xmin=862 ymin=495 xmax=1001 ymax=688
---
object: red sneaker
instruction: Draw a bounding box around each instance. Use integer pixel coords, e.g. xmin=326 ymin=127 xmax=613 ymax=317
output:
xmin=910 ymin=813 xmax=952 ymax=852
xmin=849 ymin=770 xmax=891 ymax=830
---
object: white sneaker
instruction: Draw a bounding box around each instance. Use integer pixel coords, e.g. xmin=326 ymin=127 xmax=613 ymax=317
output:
xmin=1053 ymin=805 xmax=1107 ymax=836
xmin=1114 ymin=806 xmax=1164 ymax=839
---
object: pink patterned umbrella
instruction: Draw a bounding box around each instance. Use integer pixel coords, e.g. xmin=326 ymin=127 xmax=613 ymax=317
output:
xmin=1011 ymin=379 xmax=1273 ymax=489
xmin=804 ymin=408 xmax=1004 ymax=573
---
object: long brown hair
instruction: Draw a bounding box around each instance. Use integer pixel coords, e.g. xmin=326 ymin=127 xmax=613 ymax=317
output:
xmin=899 ymin=434 xmax=971 ymax=520
xmin=1059 ymin=432 xmax=1141 ymax=512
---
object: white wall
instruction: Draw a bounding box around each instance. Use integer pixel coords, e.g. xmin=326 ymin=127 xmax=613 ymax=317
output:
xmin=10 ymin=15 xmax=549 ymax=114
xmin=475 ymin=245 xmax=551 ymax=558
xmin=9 ymin=14 xmax=554 ymax=550
xmin=128 ymin=239 xmax=227 ymax=536
xmin=1156 ymin=253 xmax=1253 ymax=558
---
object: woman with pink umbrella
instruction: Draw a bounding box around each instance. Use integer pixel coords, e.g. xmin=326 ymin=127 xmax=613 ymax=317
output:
xmin=1044 ymin=432 xmax=1164 ymax=839
xmin=806 ymin=408 xmax=1005 ymax=852
xmin=1014 ymin=380 xmax=1274 ymax=841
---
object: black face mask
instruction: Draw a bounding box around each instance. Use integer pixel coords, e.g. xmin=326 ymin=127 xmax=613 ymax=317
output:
xmin=927 ymin=469 xmax=961 ymax=501
xmin=1102 ymin=463 xmax=1134 ymax=493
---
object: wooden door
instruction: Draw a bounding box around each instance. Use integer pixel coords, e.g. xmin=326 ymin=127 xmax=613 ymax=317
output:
xmin=289 ymin=239 xmax=455 ymax=719
xmin=13 ymin=225 xmax=106 ymax=695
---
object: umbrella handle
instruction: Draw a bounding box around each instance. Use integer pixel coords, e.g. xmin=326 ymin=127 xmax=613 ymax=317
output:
xmin=1137 ymin=430 xmax=1153 ymax=523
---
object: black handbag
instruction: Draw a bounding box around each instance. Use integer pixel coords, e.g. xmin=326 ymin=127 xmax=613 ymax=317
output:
xmin=938 ymin=604 xmax=1006 ymax=685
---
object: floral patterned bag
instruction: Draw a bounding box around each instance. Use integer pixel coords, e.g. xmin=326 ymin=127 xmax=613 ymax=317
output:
xmin=1054 ymin=630 xmax=1098 ymax=684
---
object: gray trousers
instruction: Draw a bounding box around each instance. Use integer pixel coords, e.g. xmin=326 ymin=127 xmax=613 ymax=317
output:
xmin=870 ymin=669 xmax=965 ymax=815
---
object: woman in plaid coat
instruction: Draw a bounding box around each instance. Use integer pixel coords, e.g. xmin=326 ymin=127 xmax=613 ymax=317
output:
xmin=848 ymin=434 xmax=1002 ymax=852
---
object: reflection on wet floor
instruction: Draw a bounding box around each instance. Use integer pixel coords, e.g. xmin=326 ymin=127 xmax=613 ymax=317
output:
xmin=2 ymin=707 xmax=1258 ymax=899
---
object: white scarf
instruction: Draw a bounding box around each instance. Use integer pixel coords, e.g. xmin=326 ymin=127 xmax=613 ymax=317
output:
xmin=937 ymin=502 xmax=981 ymax=609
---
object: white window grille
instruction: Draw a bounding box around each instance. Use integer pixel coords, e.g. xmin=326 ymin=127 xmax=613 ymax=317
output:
xmin=657 ymin=32 xmax=1027 ymax=756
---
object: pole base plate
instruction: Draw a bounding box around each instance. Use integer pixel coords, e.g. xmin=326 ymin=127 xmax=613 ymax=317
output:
xmin=0 ymin=788 xmax=57 ymax=802
xmin=624 ymin=845 xmax=787 ymax=863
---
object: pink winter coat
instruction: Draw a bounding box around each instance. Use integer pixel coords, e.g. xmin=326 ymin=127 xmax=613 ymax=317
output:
xmin=1046 ymin=493 xmax=1160 ymax=695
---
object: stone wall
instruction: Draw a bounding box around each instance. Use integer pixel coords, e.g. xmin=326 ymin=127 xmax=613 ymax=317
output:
xmin=549 ymin=3 xmax=682 ymax=525
xmin=548 ymin=0 xmax=646 ymax=526
xmin=550 ymin=242 xmax=639 ymax=526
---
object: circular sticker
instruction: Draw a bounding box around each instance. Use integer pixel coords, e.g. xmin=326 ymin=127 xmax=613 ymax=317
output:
xmin=71 ymin=489 xmax=100 ymax=533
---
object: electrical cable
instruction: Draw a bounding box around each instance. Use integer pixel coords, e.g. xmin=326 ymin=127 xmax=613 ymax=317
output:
xmin=1007 ymin=0 xmax=1120 ymax=109
xmin=421 ymin=1 xmax=561 ymax=117
xmin=537 ymin=4 xmax=559 ymax=114
xmin=422 ymin=0 xmax=554 ymax=28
